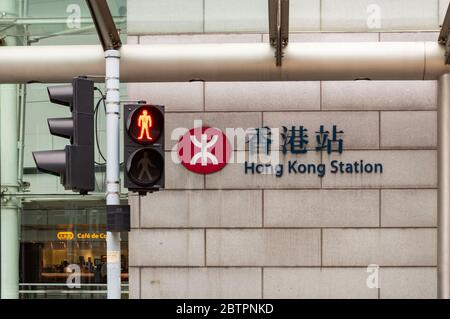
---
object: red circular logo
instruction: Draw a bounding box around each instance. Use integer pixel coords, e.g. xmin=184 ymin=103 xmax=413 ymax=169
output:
xmin=178 ymin=127 xmax=232 ymax=174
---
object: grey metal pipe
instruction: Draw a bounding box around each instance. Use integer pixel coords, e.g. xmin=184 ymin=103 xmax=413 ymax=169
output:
xmin=1 ymin=42 xmax=450 ymax=83
xmin=14 ymin=17 xmax=126 ymax=25
xmin=16 ymin=84 xmax=25 ymax=184
xmin=16 ymin=0 xmax=28 ymax=185
xmin=439 ymin=73 xmax=450 ymax=299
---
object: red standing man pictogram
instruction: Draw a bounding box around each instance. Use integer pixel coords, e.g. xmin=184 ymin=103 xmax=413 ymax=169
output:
xmin=138 ymin=109 xmax=153 ymax=140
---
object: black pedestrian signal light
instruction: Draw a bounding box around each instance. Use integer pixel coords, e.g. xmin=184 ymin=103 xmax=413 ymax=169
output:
xmin=124 ymin=103 xmax=164 ymax=194
xmin=32 ymin=77 xmax=95 ymax=195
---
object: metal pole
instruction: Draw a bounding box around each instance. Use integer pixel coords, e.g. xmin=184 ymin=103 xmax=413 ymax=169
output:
xmin=16 ymin=0 xmax=28 ymax=185
xmin=0 ymin=0 xmax=19 ymax=299
xmin=438 ymin=73 xmax=450 ymax=299
xmin=0 ymin=84 xmax=19 ymax=299
xmin=84 ymin=0 xmax=123 ymax=300
xmin=0 ymin=17 xmax=125 ymax=25
xmin=17 ymin=84 xmax=26 ymax=184
xmin=105 ymin=49 xmax=121 ymax=299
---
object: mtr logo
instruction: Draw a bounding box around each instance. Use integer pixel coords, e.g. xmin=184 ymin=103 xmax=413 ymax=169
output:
xmin=178 ymin=126 xmax=232 ymax=175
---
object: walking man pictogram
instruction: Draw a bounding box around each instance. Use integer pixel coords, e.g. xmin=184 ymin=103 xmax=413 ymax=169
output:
xmin=138 ymin=110 xmax=152 ymax=140
xmin=137 ymin=152 xmax=156 ymax=181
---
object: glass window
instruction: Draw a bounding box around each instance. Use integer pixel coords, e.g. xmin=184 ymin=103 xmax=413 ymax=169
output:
xmin=19 ymin=201 xmax=129 ymax=299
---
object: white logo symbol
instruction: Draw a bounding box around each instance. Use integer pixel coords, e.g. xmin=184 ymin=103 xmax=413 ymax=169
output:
xmin=190 ymin=134 xmax=219 ymax=166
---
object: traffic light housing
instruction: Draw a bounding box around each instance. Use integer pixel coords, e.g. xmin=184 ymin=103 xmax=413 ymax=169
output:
xmin=124 ymin=103 xmax=165 ymax=194
xmin=32 ymin=77 xmax=95 ymax=194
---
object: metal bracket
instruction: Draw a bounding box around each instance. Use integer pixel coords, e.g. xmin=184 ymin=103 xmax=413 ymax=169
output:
xmin=268 ymin=0 xmax=289 ymax=66
xmin=18 ymin=180 xmax=30 ymax=192
xmin=0 ymin=186 xmax=20 ymax=207
xmin=120 ymin=100 xmax=147 ymax=104
xmin=439 ymin=3 xmax=450 ymax=64
xmin=1 ymin=186 xmax=8 ymax=197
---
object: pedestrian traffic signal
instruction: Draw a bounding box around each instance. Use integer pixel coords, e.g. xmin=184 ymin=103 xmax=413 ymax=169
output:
xmin=127 ymin=104 xmax=163 ymax=143
xmin=32 ymin=77 xmax=95 ymax=195
xmin=124 ymin=103 xmax=164 ymax=194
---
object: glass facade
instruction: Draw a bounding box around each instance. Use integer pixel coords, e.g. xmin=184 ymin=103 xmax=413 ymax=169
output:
xmin=126 ymin=0 xmax=442 ymax=34
xmin=19 ymin=201 xmax=128 ymax=299
xmin=1 ymin=0 xmax=128 ymax=299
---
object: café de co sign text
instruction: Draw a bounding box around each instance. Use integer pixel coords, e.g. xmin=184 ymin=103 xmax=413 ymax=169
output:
xmin=56 ymin=231 xmax=107 ymax=241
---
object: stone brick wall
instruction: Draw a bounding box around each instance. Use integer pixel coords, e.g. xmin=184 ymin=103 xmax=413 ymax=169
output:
xmin=127 ymin=31 xmax=439 ymax=299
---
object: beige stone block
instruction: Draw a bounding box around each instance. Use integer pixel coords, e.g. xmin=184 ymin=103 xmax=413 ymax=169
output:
xmin=206 ymin=229 xmax=321 ymax=266
xmin=129 ymin=229 xmax=204 ymax=266
xmin=323 ymin=229 xmax=437 ymax=266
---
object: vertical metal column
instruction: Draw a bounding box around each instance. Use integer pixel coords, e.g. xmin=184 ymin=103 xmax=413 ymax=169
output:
xmin=0 ymin=0 xmax=19 ymax=299
xmin=439 ymin=73 xmax=450 ymax=299
xmin=105 ymin=49 xmax=121 ymax=299
xmin=0 ymin=84 xmax=19 ymax=299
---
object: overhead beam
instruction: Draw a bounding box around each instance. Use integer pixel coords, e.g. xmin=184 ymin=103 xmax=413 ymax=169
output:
xmin=0 ymin=42 xmax=449 ymax=83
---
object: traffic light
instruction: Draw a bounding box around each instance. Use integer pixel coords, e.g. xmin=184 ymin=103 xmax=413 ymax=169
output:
xmin=32 ymin=76 xmax=95 ymax=195
xmin=124 ymin=102 xmax=165 ymax=194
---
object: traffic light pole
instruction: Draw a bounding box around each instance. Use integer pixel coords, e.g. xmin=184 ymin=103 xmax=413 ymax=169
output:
xmin=84 ymin=0 xmax=124 ymax=299
xmin=105 ymin=49 xmax=122 ymax=299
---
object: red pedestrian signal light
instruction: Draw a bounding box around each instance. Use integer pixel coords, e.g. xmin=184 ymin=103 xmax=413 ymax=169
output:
xmin=127 ymin=105 xmax=163 ymax=145
xmin=124 ymin=103 xmax=164 ymax=195
xmin=137 ymin=109 xmax=153 ymax=141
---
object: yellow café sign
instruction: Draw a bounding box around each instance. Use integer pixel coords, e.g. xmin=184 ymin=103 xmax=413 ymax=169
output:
xmin=56 ymin=231 xmax=74 ymax=241
xmin=56 ymin=231 xmax=106 ymax=241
